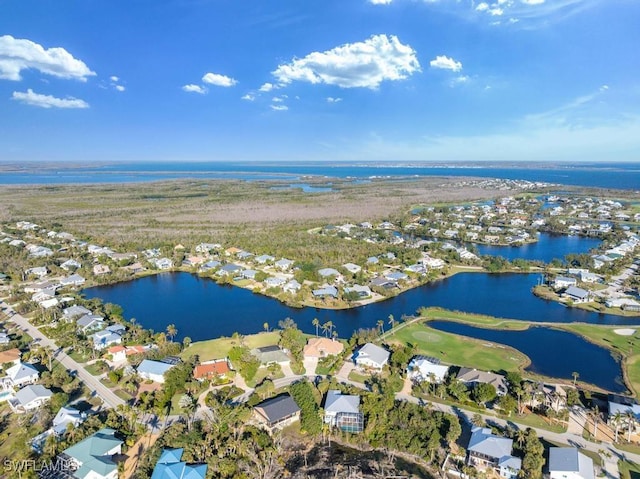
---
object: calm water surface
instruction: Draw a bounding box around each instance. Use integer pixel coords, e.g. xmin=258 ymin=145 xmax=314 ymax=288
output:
xmin=428 ymin=320 xmax=625 ymax=392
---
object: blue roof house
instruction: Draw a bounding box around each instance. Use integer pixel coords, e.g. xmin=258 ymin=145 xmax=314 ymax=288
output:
xmin=151 ymin=448 xmax=207 ymax=479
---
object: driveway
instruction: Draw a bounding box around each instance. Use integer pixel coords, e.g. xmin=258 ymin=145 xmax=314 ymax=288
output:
xmin=303 ymin=356 xmax=318 ymax=376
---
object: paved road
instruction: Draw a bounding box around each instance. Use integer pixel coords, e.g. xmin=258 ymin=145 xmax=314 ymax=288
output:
xmin=6 ymin=305 xmax=125 ymax=409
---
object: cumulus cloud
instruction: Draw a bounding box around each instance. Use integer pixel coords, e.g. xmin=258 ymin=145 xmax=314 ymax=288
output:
xmin=270 ymin=104 xmax=288 ymax=111
xmin=11 ymin=89 xmax=89 ymax=108
xmin=202 ymin=72 xmax=238 ymax=87
xmin=182 ymin=84 xmax=207 ymax=94
xmin=110 ymin=75 xmax=119 ymax=82
xmin=0 ymin=35 xmax=95 ymax=82
xmin=259 ymin=82 xmax=275 ymax=92
xmin=241 ymin=93 xmax=256 ymax=101
xmin=429 ymin=55 xmax=463 ymax=72
xmin=272 ymin=34 xmax=420 ymax=89
xmin=327 ymin=97 xmax=342 ymax=103
xmin=115 ymin=85 xmax=125 ymax=92
xmin=369 ymin=0 xmax=393 ymax=4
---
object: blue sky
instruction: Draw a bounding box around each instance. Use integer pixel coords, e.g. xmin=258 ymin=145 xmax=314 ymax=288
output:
xmin=1 ymin=0 xmax=639 ymax=163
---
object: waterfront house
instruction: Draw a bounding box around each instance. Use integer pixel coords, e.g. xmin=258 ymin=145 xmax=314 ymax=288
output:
xmin=107 ymin=345 xmax=127 ymax=363
xmin=553 ymin=276 xmax=577 ymax=290
xmin=548 ymin=447 xmax=594 ymax=479
xmin=563 ymin=286 xmax=591 ymax=304
xmin=370 ymin=276 xmax=397 ymax=289
xmin=124 ymin=262 xmax=145 ymax=274
xmin=61 ymin=428 xmax=122 ymax=479
xmin=253 ymin=394 xmax=301 ymax=431
xmin=579 ymin=271 xmax=601 ymax=283
xmin=283 ymin=279 xmax=301 ymax=293
xmin=198 ymin=260 xmax=221 ymax=272
xmin=354 ymin=343 xmax=390 ymax=371
xmin=323 ymin=390 xmax=363 ymax=433
xmin=151 ymin=448 xmax=207 ymax=479
xmin=92 ymin=329 xmax=122 ymax=350
xmin=216 ymin=263 xmax=243 ymax=277
xmin=385 ymin=271 xmax=408 ymax=282
xmin=93 ymin=264 xmax=111 ymax=276
xmin=60 ymin=273 xmax=86 ymax=287
xmin=303 ymin=337 xmax=344 ymax=358
xmin=264 ymin=276 xmax=286 ymax=288
xmin=407 ymin=356 xmax=449 ymax=383
xmin=251 ymin=346 xmax=290 ymax=367
xmin=193 ymin=359 xmax=231 ymax=382
xmin=241 ymin=269 xmax=258 ymax=280
xmin=77 ymin=314 xmax=105 ymax=332
xmin=467 ymin=426 xmax=521 ymax=479
xmin=457 ymin=368 xmax=508 ymax=396
xmin=153 ymin=258 xmax=173 ymax=270
xmin=137 ymin=359 xmax=174 ymax=383
xmin=312 ymin=285 xmax=338 ymax=299
xmin=9 ymin=384 xmax=53 ymax=413
xmin=343 ymin=285 xmax=372 ymax=299
xmin=63 ymin=305 xmax=92 ymax=320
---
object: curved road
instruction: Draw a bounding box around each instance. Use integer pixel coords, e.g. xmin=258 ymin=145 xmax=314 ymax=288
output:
xmin=4 ymin=304 xmax=125 ymax=409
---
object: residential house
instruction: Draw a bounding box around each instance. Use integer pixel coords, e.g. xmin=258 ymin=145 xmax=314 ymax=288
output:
xmin=195 ymin=243 xmax=221 ymax=254
xmin=527 ymin=383 xmax=568 ymax=412
xmin=255 ymin=254 xmax=275 ymax=265
xmin=107 ymin=345 xmax=127 ymax=363
xmin=93 ymin=264 xmax=111 ymax=275
xmin=151 ymin=448 xmax=208 ymax=479
xmin=216 ymin=263 xmax=243 ymax=277
xmin=137 ymin=359 xmax=174 ymax=383
xmin=193 ymin=359 xmax=231 ymax=382
xmin=548 ymin=447 xmax=594 ymax=479
xmin=312 ymin=285 xmax=338 ymax=299
xmin=92 ymin=329 xmax=122 ymax=350
xmin=123 ymin=262 xmax=145 ymax=274
xmin=61 ymin=428 xmax=122 ymax=479
xmin=0 ymin=332 xmax=9 ymax=345
xmin=579 ymin=271 xmax=601 ymax=283
xmin=343 ymin=285 xmax=372 ymax=299
xmin=283 ymin=279 xmax=301 ymax=294
xmin=251 ymin=346 xmax=290 ymax=366
xmin=467 ymin=426 xmax=521 ymax=479
xmin=275 ymin=258 xmax=294 ymax=271
xmin=59 ymin=273 xmax=86 ymax=287
xmin=318 ymin=268 xmax=341 ymax=280
xmin=608 ymin=395 xmax=640 ymax=431
xmin=9 ymin=384 xmax=53 ymax=412
xmin=457 ymin=368 xmax=508 ymax=396
xmin=52 ymin=406 xmax=85 ymax=435
xmin=199 ymin=260 xmax=221 ymax=272
xmin=77 ymin=314 xmax=106 ymax=332
xmin=241 ymin=269 xmax=258 ymax=280
xmin=553 ymin=276 xmax=577 ymax=290
xmin=25 ymin=266 xmax=48 ymax=278
xmin=563 ymin=286 xmax=591 ymax=304
xmin=303 ymin=337 xmax=344 ymax=358
xmin=4 ymin=362 xmax=40 ymax=388
xmin=323 ymin=390 xmax=363 ymax=433
xmin=0 ymin=348 xmax=21 ymax=367
xmin=354 ymin=343 xmax=390 ymax=371
xmin=253 ymin=394 xmax=301 ymax=430
xmin=366 ymin=256 xmax=379 ymax=265
xmin=342 ymin=263 xmax=362 ymax=275
xmin=237 ymin=251 xmax=254 ymax=261
xmin=153 ymin=258 xmax=174 ymax=270
xmin=384 ymin=271 xmax=408 ymax=282
xmin=63 ymin=305 xmax=92 ymax=320
xmin=61 ymin=259 xmax=82 ymax=271
xmin=370 ymin=276 xmax=397 ymax=289
xmin=407 ymin=356 xmax=450 ymax=383
xmin=264 ymin=276 xmax=286 ymax=288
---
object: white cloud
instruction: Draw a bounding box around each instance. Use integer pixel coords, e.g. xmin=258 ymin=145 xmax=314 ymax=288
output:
xmin=429 ymin=55 xmax=463 ymax=72
xmin=202 ymin=72 xmax=237 ymax=87
xmin=110 ymin=75 xmax=119 ymax=82
xmin=521 ymin=0 xmax=545 ymax=4
xmin=182 ymin=84 xmax=207 ymax=94
xmin=242 ymin=93 xmax=256 ymax=101
xmin=259 ymin=82 xmax=275 ymax=92
xmin=488 ymin=7 xmax=504 ymax=15
xmin=115 ymin=85 xmax=125 ymax=92
xmin=0 ymin=35 xmax=95 ymax=82
xmin=11 ymin=89 xmax=89 ymax=109
xmin=369 ymin=0 xmax=393 ymax=4
xmin=270 ymin=104 xmax=288 ymax=111
xmin=327 ymin=97 xmax=342 ymax=103
xmin=450 ymin=75 xmax=470 ymax=86
xmin=476 ymin=2 xmax=489 ymax=11
xmin=272 ymin=34 xmax=420 ymax=89
xmin=272 ymin=96 xmax=284 ymax=103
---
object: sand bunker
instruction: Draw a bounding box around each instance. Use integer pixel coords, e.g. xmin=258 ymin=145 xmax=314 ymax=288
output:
xmin=614 ymin=328 xmax=636 ymax=336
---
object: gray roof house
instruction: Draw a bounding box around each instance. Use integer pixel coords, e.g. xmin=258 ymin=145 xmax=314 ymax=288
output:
xmin=275 ymin=258 xmax=294 ymax=270
xmin=255 ymin=254 xmax=275 ymax=264
xmin=60 ymin=273 xmax=86 ymax=287
xmin=217 ymin=263 xmax=243 ymax=276
xmin=199 ymin=260 xmax=221 ymax=272
xmin=457 ymin=368 xmax=508 ymax=396
xmin=251 ymin=345 xmax=290 ymax=365
xmin=564 ymin=286 xmax=591 ymax=304
xmin=137 ymin=359 xmax=174 ymax=383
xmin=10 ymin=384 xmax=53 ymax=413
xmin=467 ymin=426 xmax=521 ymax=479
xmin=323 ymin=390 xmax=363 ymax=433
xmin=77 ymin=314 xmax=105 ymax=332
xmin=549 ymin=447 xmax=594 ymax=479
xmin=283 ymin=279 xmax=302 ymax=293
xmin=318 ymin=268 xmax=341 ymax=279
xmin=253 ymin=394 xmax=301 ymax=430
xmin=312 ymin=285 xmax=338 ymax=299
xmin=354 ymin=343 xmax=390 ymax=371
xmin=5 ymin=361 xmax=40 ymax=387
xmin=343 ymin=285 xmax=372 ymax=299
xmin=91 ymin=330 xmax=122 ymax=350
xmin=62 ymin=428 xmax=122 ymax=479
xmin=53 ymin=406 xmax=85 ymax=435
xmin=63 ymin=305 xmax=92 ymax=319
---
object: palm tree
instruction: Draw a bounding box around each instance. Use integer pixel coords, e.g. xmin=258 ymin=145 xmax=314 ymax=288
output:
xmin=627 ymin=411 xmax=636 ymax=442
xmin=588 ymin=406 xmax=600 ymax=438
xmin=612 ymin=411 xmax=623 ymax=442
xmin=322 ymin=321 xmax=333 ymax=338
xmin=388 ymin=314 xmax=395 ymax=331
xmin=377 ymin=320 xmax=384 ymax=335
xmin=515 ymin=429 xmax=527 ymax=449
xmin=166 ymin=324 xmax=178 ymax=342
xmin=263 ymin=322 xmax=269 ymax=333
xmin=179 ymin=394 xmax=197 ymax=431
xmin=572 ymin=371 xmax=580 ymax=387
xmin=332 ymin=330 xmax=338 ymax=341
xmin=312 ymin=318 xmax=320 ymax=337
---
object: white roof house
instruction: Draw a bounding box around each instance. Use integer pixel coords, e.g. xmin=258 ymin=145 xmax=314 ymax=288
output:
xmin=354 ymin=343 xmax=390 ymax=371
xmin=137 ymin=360 xmax=174 ymax=383
xmin=323 ymin=390 xmax=363 ymax=433
xmin=60 ymin=273 xmax=86 ymax=287
xmin=318 ymin=268 xmax=341 ymax=279
xmin=5 ymin=362 xmax=40 ymax=388
xmin=342 ymin=263 xmax=362 ymax=274
xmin=10 ymin=384 xmax=53 ymax=412
xmin=549 ymin=448 xmax=594 ymax=479
xmin=467 ymin=426 xmax=521 ymax=479
xmin=53 ymin=406 xmax=85 ymax=435
xmin=407 ymin=356 xmax=450 ymax=383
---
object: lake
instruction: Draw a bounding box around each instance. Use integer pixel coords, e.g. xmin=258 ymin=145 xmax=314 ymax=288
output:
xmin=428 ymin=320 xmax=625 ymax=392
xmin=474 ymin=233 xmax=602 ymax=263
xmin=84 ymin=271 xmax=634 ymax=345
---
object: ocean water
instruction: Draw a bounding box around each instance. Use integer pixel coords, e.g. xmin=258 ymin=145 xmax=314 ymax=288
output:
xmin=0 ymin=161 xmax=639 ymax=189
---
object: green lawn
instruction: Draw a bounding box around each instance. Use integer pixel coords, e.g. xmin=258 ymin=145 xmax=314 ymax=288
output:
xmin=181 ymin=331 xmax=281 ymax=362
xmin=348 ymin=370 xmax=370 ymax=384
xmin=620 ymin=460 xmax=640 ymax=479
xmin=386 ymin=319 xmax=529 ymax=374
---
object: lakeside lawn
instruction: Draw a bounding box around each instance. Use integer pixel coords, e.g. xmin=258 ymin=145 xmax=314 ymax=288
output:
xmin=180 ymin=331 xmax=281 ymax=362
xmin=415 ymin=307 xmax=640 ymax=396
xmin=385 ymin=318 xmax=529 ymax=374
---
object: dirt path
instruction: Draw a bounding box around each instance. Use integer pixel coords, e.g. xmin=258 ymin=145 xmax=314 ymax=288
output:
xmin=123 ymin=431 xmax=161 ymax=479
